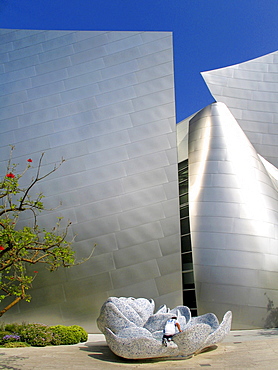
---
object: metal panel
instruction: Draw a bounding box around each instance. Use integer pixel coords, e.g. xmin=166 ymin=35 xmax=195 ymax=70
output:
xmin=129 ymin=102 xmax=175 ymax=126
xmin=113 ymin=241 xmax=162 ymax=269
xmin=155 ymin=271 xmax=182 ymax=296
xmin=110 ymin=260 xmax=161 ymax=289
xmin=157 ymin=253 xmax=181 ymax=275
xmin=122 ymin=168 xmax=168 ymax=193
xmin=116 ymin=221 xmax=165 ymax=249
xmin=120 ymin=185 xmax=167 ymax=211
xmin=108 ymin=279 xmax=159 ymax=302
xmin=158 ymin=234 xmax=181 ymax=256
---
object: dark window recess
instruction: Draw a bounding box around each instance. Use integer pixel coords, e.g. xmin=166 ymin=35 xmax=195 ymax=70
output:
xmin=181 ymin=234 xmax=191 ymax=253
xmin=183 ymin=290 xmax=197 ymax=309
xmin=190 ymin=308 xmax=198 ymax=317
xmin=182 ymin=271 xmax=195 ymax=290
xmin=182 ymin=252 xmax=193 ymax=271
xmin=180 ymin=217 xmax=190 ymax=235
xmin=179 ymin=193 xmax=188 ymax=207
xmin=178 ymin=159 xmax=197 ymax=315
xmin=179 ymin=181 xmax=188 ymax=195
xmin=180 ymin=205 xmax=189 ymax=219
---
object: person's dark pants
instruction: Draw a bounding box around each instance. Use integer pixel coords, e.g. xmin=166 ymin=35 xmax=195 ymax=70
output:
xmin=162 ymin=334 xmax=173 ymax=346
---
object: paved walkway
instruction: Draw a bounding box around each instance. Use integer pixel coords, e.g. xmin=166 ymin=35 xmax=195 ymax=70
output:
xmin=1 ymin=329 xmax=278 ymax=369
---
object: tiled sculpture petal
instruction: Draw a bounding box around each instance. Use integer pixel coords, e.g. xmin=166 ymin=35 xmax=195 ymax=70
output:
xmin=97 ymin=297 xmax=232 ymax=359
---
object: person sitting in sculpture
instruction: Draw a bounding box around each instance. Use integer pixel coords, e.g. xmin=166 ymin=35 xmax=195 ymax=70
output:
xmin=162 ymin=315 xmax=182 ymax=347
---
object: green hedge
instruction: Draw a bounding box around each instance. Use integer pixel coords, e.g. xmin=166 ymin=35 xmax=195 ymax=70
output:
xmin=0 ymin=323 xmax=88 ymax=347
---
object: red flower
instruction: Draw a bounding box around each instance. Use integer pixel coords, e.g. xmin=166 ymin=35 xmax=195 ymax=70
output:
xmin=34 ymin=271 xmax=38 ymax=273
xmin=6 ymin=172 xmax=15 ymax=178
xmin=0 ymin=246 xmax=5 ymax=250
xmin=27 ymin=158 xmax=32 ymax=162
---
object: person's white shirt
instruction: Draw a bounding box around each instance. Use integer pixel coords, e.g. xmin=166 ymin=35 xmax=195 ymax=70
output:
xmin=164 ymin=318 xmax=177 ymax=335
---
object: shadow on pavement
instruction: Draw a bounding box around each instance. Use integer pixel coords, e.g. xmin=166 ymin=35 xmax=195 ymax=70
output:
xmin=257 ymin=328 xmax=278 ymax=337
xmin=79 ymin=340 xmax=218 ymax=365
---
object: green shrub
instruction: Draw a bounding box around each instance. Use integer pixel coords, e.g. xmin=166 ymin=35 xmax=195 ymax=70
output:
xmin=17 ymin=323 xmax=53 ymax=347
xmin=0 ymin=322 xmax=88 ymax=347
xmin=49 ymin=325 xmax=83 ymax=345
xmin=68 ymin=325 xmax=88 ymax=342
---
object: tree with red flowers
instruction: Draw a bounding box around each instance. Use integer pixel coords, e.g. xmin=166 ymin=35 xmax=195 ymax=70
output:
xmin=0 ymin=146 xmax=93 ymax=317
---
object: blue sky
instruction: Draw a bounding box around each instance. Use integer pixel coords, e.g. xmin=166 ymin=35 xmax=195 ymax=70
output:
xmin=0 ymin=0 xmax=278 ymax=122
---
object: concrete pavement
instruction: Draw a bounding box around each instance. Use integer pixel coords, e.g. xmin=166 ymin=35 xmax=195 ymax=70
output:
xmin=1 ymin=329 xmax=278 ymax=369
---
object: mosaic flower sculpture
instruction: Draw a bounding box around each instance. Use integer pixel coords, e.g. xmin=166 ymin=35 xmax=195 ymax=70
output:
xmin=97 ymin=297 xmax=232 ymax=359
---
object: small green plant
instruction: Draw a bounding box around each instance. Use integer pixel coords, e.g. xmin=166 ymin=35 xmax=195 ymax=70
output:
xmin=50 ymin=325 xmax=86 ymax=345
xmin=0 ymin=322 xmax=88 ymax=347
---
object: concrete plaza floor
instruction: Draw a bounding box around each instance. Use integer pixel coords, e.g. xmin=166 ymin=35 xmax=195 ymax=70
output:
xmin=1 ymin=328 xmax=278 ymax=369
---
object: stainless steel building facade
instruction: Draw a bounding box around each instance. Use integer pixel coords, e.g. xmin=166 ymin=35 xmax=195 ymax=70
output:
xmin=178 ymin=51 xmax=278 ymax=329
xmin=1 ymin=29 xmax=278 ymax=330
xmin=0 ymin=29 xmax=181 ymax=332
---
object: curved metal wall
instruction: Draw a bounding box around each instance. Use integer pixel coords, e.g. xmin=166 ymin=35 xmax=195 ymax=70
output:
xmin=0 ymin=29 xmax=182 ymax=332
xmin=188 ymin=102 xmax=278 ymax=329
xmin=202 ymin=50 xmax=278 ymax=168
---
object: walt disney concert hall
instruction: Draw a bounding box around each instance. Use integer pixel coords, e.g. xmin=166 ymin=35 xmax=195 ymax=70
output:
xmin=0 ymin=29 xmax=277 ymax=331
